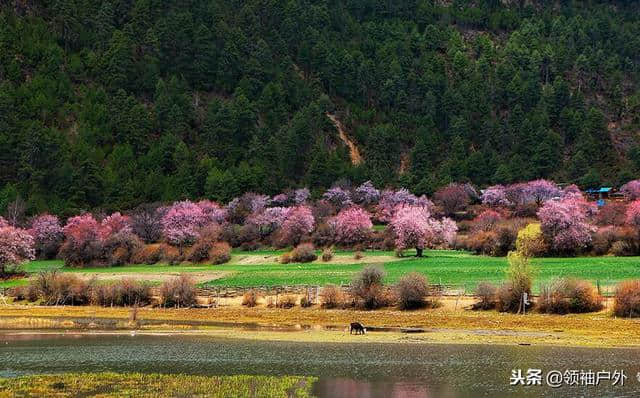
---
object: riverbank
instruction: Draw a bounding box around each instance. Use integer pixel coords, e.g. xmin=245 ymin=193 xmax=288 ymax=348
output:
xmin=1 ymin=298 xmax=639 ymax=348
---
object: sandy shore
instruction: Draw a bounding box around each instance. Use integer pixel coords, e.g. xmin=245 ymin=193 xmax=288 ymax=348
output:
xmin=0 ymin=298 xmax=639 ymax=348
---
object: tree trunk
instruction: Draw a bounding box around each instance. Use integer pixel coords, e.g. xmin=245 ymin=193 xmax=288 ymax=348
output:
xmin=416 ymin=248 xmax=423 ymax=257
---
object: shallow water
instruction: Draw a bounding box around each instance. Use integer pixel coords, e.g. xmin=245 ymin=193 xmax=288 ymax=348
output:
xmin=1 ymin=332 xmax=640 ymax=397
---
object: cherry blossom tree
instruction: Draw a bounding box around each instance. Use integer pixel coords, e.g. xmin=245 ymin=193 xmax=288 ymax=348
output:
xmin=195 ymin=199 xmax=227 ymax=225
xmin=322 ymin=187 xmax=353 ymax=209
xmin=354 ymin=181 xmax=380 ymax=205
xmin=625 ymin=200 xmax=640 ymax=228
xmin=621 ymin=180 xmax=640 ymax=200
xmin=29 ymin=214 xmax=64 ymax=259
xmin=538 ymin=197 xmax=597 ymax=254
xmin=278 ymin=205 xmax=315 ymax=246
xmin=329 ymin=206 xmax=373 ymax=246
xmin=481 ymin=185 xmax=510 ymax=207
xmin=524 ymin=179 xmax=562 ymax=206
xmin=100 ymin=212 xmax=132 ymax=240
xmin=389 ymin=206 xmax=441 ymax=257
xmin=161 ymin=201 xmax=207 ymax=246
xmin=430 ymin=217 xmax=458 ymax=248
xmin=376 ymin=189 xmax=433 ymax=222
xmin=64 ymin=214 xmax=101 ymax=243
xmin=60 ymin=214 xmax=103 ymax=266
xmin=0 ymin=225 xmax=34 ymax=275
xmin=246 ymin=207 xmax=292 ymax=237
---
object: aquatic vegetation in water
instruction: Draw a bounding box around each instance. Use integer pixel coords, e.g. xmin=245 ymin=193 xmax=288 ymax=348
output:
xmin=0 ymin=372 xmax=317 ymax=397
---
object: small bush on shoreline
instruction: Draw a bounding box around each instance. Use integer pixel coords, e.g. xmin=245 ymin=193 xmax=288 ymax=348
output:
xmin=350 ymin=265 xmax=390 ymax=310
xmin=320 ymin=284 xmax=346 ymax=308
xmin=614 ymin=280 xmax=640 ymax=317
xmin=159 ymin=274 xmax=197 ymax=308
xmin=538 ymin=278 xmax=602 ymax=314
xmin=395 ymin=272 xmax=429 ymax=310
xmin=242 ymin=290 xmax=260 ymax=307
xmin=473 ymin=282 xmax=498 ymax=310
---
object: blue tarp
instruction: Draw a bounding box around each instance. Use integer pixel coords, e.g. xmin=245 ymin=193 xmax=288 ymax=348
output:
xmin=585 ymin=187 xmax=612 ymax=194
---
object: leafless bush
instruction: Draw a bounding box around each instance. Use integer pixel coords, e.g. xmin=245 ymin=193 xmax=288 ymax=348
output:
xmin=538 ymin=278 xmax=602 ymax=314
xmin=473 ymin=282 xmax=498 ymax=310
xmin=159 ymin=274 xmax=197 ymax=308
xmin=350 ymin=265 xmax=390 ymax=309
xmin=395 ymin=272 xmax=430 ymax=310
xmin=242 ymin=290 xmax=261 ymax=307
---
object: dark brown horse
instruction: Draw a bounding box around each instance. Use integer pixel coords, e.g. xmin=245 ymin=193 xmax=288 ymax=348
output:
xmin=350 ymin=322 xmax=366 ymax=335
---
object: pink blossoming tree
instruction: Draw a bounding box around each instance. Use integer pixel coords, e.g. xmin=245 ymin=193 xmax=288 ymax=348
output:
xmin=625 ymin=200 xmax=640 ymax=228
xmin=329 ymin=206 xmax=373 ymax=247
xmin=621 ymin=180 xmax=640 ymax=200
xmin=29 ymin=214 xmax=64 ymax=259
xmin=278 ymin=205 xmax=315 ymax=246
xmin=100 ymin=212 xmax=132 ymax=240
xmin=473 ymin=209 xmax=504 ymax=232
xmin=481 ymin=185 xmax=510 ymax=207
xmin=390 ymin=205 xmax=453 ymax=257
xmin=161 ymin=201 xmax=207 ymax=246
xmin=0 ymin=225 xmax=34 ymax=275
xmin=538 ymin=197 xmax=597 ymax=254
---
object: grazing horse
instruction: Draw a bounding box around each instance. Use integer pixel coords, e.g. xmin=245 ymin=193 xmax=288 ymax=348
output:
xmin=350 ymin=322 xmax=366 ymax=335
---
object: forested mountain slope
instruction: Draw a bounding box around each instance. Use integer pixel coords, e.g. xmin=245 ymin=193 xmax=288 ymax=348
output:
xmin=1 ymin=0 xmax=640 ymax=215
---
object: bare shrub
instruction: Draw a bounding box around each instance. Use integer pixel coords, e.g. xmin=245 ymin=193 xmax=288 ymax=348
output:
xmin=614 ymin=280 xmax=640 ymax=317
xmin=538 ymin=278 xmax=602 ymax=314
xmin=353 ymin=251 xmax=364 ymax=260
xmin=395 ymin=272 xmax=429 ymax=310
xmin=289 ymin=243 xmax=317 ymax=263
xmin=610 ymin=240 xmax=633 ymax=256
xmin=320 ymin=284 xmax=346 ymax=309
xmin=277 ymin=295 xmax=297 ymax=308
xmin=159 ymin=275 xmax=197 ymax=307
xmin=209 ymin=242 xmax=231 ymax=264
xmin=350 ymin=265 xmax=389 ymax=309
xmin=103 ymin=232 xmax=143 ymax=266
xmin=473 ymin=282 xmax=498 ymax=310
xmin=321 ymin=247 xmax=333 ymax=262
xmin=242 ymin=290 xmax=260 ymax=307
xmin=30 ymin=270 xmax=93 ymax=305
xmin=91 ymin=279 xmax=151 ymax=307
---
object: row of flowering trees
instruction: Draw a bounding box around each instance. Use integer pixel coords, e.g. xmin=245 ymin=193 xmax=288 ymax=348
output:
xmin=5 ymin=178 xmax=640 ymax=270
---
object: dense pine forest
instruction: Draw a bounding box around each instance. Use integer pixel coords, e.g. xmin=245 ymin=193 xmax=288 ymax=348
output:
xmin=1 ymin=0 xmax=640 ymax=216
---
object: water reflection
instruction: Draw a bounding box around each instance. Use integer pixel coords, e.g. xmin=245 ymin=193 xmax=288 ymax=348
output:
xmin=1 ymin=333 xmax=639 ymax=397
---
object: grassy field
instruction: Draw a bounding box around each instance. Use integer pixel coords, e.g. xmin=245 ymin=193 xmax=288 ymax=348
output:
xmin=3 ymin=249 xmax=640 ymax=292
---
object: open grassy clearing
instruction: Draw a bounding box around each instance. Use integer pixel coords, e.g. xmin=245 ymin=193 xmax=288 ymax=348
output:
xmin=3 ymin=250 xmax=640 ymax=292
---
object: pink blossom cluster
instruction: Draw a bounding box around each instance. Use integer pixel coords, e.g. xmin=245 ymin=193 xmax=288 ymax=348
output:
xmin=538 ymin=197 xmax=597 ymax=253
xmin=279 ymin=205 xmax=315 ymax=245
xmin=620 ymin=180 xmax=640 ymax=200
xmin=329 ymin=206 xmax=373 ymax=246
xmin=161 ymin=201 xmax=209 ymax=246
xmin=246 ymin=207 xmax=292 ymax=235
xmin=376 ymin=189 xmax=433 ymax=222
xmin=625 ymin=200 xmax=640 ymax=228
xmin=63 ymin=214 xmax=101 ymax=244
xmin=0 ymin=225 xmax=35 ymax=268
xmin=197 ymin=200 xmax=227 ymax=224
xmin=322 ymin=187 xmax=353 ymax=209
xmin=353 ymin=181 xmax=380 ymax=205
xmin=99 ymin=212 xmax=132 ymax=239
xmin=28 ymin=214 xmax=64 ymax=248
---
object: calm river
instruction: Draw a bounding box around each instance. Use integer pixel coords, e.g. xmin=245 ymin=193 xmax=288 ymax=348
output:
xmin=1 ymin=332 xmax=640 ymax=397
